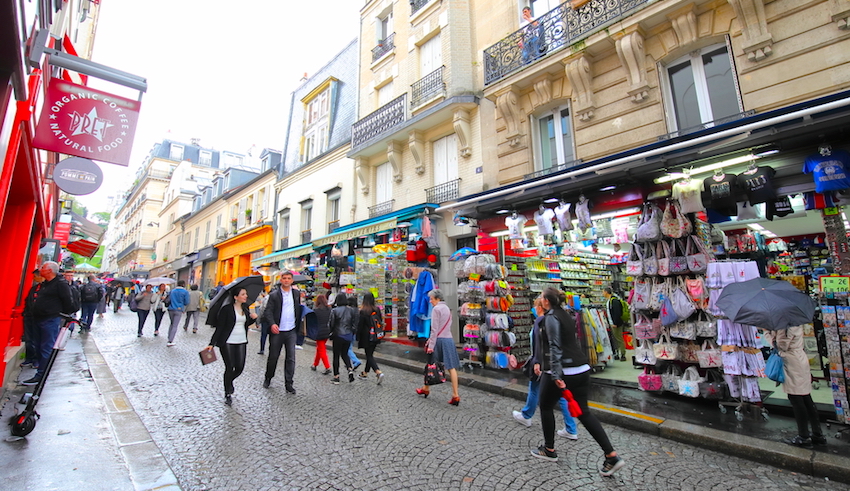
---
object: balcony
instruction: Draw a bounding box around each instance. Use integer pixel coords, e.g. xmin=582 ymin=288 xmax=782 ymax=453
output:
xmin=425 ymin=178 xmax=461 ymax=204
xmin=524 ymin=159 xmax=583 ymax=180
xmin=368 ymin=200 xmax=395 ymax=218
xmin=301 ymin=230 xmax=312 ymax=244
xmin=352 ymin=93 xmax=407 ymax=148
xmin=483 ymin=0 xmax=651 ymax=86
xmin=411 ymin=66 xmax=446 ymax=108
xmin=410 ymin=0 xmax=431 ymax=15
xmin=328 ymin=220 xmax=341 ymax=233
xmin=657 ymin=110 xmax=757 ymax=141
xmin=372 ymin=33 xmax=396 ymax=63
xmin=116 ymin=241 xmax=137 ymax=261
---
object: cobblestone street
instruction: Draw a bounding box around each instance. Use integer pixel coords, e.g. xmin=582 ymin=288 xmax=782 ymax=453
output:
xmin=89 ymin=310 xmax=847 ymax=491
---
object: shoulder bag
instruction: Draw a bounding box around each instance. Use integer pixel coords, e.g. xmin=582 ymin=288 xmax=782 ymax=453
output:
xmin=626 ymin=243 xmax=644 ymax=277
xmin=634 ymin=313 xmax=660 ymax=340
xmin=643 ymin=241 xmax=658 ymax=276
xmin=669 ymin=238 xmax=690 ymax=274
xmin=635 ymin=339 xmax=657 ymax=365
xmin=678 ymin=340 xmax=700 ymax=364
xmin=662 ymin=364 xmax=683 ymax=393
xmin=670 ymin=277 xmax=696 ymax=320
xmin=657 ymin=240 xmax=671 ymax=276
xmin=698 ymin=369 xmax=727 ymax=400
xmin=686 ymin=235 xmax=710 ymax=274
xmin=677 ymin=366 xmax=705 ymax=398
xmin=661 ymin=200 xmax=692 ymax=238
xmin=653 ymin=330 xmax=679 ymax=361
xmin=765 ymin=346 xmax=785 ymax=383
xmin=697 ymin=339 xmax=722 ymax=368
xmin=635 ymin=203 xmax=662 ymax=242
xmin=694 ymin=311 xmax=717 ymax=338
xmin=638 ymin=366 xmax=663 ymax=391
xmin=631 ymin=279 xmax=651 ymax=310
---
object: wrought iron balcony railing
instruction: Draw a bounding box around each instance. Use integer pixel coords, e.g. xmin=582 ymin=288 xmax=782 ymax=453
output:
xmin=372 ymin=33 xmax=396 ymax=62
xmin=484 ymin=0 xmax=651 ymax=85
xmin=657 ymin=110 xmax=757 ymax=141
xmin=117 ymin=241 xmax=137 ymax=261
xmin=524 ymin=159 xmax=583 ymax=180
xmin=352 ymin=93 xmax=407 ymax=147
xmin=301 ymin=230 xmax=312 ymax=244
xmin=410 ymin=0 xmax=431 ymax=15
xmin=425 ymin=178 xmax=461 ymax=204
xmin=368 ymin=200 xmax=395 ymax=218
xmin=279 ymin=237 xmax=289 ymax=250
xmin=411 ymin=66 xmax=446 ymax=108
xmin=328 ymin=220 xmax=340 ymax=233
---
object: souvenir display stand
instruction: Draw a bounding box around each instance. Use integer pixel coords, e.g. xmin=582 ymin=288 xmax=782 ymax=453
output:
xmin=818 ymin=275 xmax=850 ymax=437
xmin=505 ymin=255 xmax=532 ymax=361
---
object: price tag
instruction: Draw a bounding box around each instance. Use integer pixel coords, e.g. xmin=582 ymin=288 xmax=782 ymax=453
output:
xmin=824 ymin=207 xmax=840 ymax=216
xmin=820 ymin=275 xmax=850 ymax=293
xmin=511 ymin=264 xmax=517 ymax=271
xmin=468 ymin=273 xmax=481 ymax=281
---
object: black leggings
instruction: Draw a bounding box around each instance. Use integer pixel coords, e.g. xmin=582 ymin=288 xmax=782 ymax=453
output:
xmin=788 ymin=394 xmax=823 ymax=439
xmin=539 ymin=371 xmax=614 ymax=453
xmin=332 ymin=339 xmax=352 ymax=377
xmin=219 ymin=343 xmax=247 ymax=396
xmin=363 ymin=344 xmax=380 ymax=373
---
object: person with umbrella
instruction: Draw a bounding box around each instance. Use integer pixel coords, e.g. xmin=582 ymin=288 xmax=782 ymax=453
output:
xmin=205 ymin=287 xmax=258 ymax=406
xmin=151 ymin=284 xmax=169 ymax=337
xmin=261 ymin=271 xmax=303 ymax=393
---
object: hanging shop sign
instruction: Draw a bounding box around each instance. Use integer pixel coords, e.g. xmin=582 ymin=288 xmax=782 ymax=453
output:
xmin=53 ymin=156 xmax=103 ymax=195
xmin=33 ymin=78 xmax=141 ymax=166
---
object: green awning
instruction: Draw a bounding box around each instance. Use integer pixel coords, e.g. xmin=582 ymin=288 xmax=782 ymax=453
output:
xmin=250 ymin=243 xmax=313 ymax=267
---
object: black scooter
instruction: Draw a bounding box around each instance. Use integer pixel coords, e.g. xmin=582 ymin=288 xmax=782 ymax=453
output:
xmin=9 ymin=313 xmax=82 ymax=437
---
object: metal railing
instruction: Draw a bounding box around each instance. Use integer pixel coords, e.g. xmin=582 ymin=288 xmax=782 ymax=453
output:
xmin=524 ymin=159 xmax=583 ymax=180
xmin=301 ymin=230 xmax=312 ymax=244
xmin=657 ymin=110 xmax=757 ymax=141
xmin=279 ymin=237 xmax=289 ymax=250
xmin=328 ymin=221 xmax=340 ymax=233
xmin=483 ymin=0 xmax=651 ymax=85
xmin=425 ymin=178 xmax=461 ymax=203
xmin=368 ymin=200 xmax=395 ymax=218
xmin=352 ymin=93 xmax=407 ymax=147
xmin=372 ymin=33 xmax=396 ymax=62
xmin=410 ymin=0 xmax=431 ymax=15
xmin=411 ymin=66 xmax=446 ymax=108
xmin=116 ymin=241 xmax=137 ymax=261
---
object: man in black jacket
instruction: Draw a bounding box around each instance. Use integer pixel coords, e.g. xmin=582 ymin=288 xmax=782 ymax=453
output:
xmin=262 ymin=272 xmax=302 ymax=393
xmin=23 ymin=261 xmax=75 ymax=385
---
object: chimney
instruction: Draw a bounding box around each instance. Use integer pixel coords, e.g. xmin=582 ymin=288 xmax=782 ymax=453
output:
xmin=300 ymin=72 xmax=308 ymax=82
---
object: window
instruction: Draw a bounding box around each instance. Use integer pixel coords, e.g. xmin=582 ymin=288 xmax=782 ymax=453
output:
xmin=301 ymin=200 xmax=313 ymax=232
xmin=199 ymin=150 xmax=212 ymax=166
xmin=303 ymin=88 xmax=331 ymax=162
xmin=664 ymin=43 xmax=740 ymax=131
xmin=375 ymin=162 xmax=393 ymax=204
xmin=278 ymin=208 xmax=290 ymax=249
xmin=377 ymin=10 xmax=393 ymax=42
xmin=433 ymin=134 xmax=459 ymax=185
xmin=258 ymin=187 xmax=267 ymax=219
xmin=169 ymin=213 xmax=175 ymax=229
xmin=222 ymin=153 xmax=243 ymax=168
xmin=326 ymin=187 xmax=341 ymax=231
xmin=164 ymin=241 xmax=171 ymax=260
xmin=169 ymin=144 xmax=184 ymax=161
xmin=533 ymin=105 xmax=575 ymax=171
xmin=530 ymin=0 xmax=560 ymax=17
xmin=194 ymin=226 xmax=200 ymax=250
xmin=377 ymin=82 xmax=394 ymax=108
xmin=420 ymin=34 xmax=442 ymax=76
xmin=205 ymin=221 xmax=211 ymax=245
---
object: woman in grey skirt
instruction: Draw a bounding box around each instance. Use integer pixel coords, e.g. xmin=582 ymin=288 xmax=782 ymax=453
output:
xmin=415 ymin=289 xmax=461 ymax=405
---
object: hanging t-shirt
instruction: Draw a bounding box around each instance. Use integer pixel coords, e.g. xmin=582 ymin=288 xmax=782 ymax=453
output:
xmin=765 ymin=195 xmax=794 ymax=221
xmin=672 ymin=178 xmax=705 ymax=213
xmin=533 ymin=208 xmax=555 ymax=235
xmin=803 ymin=149 xmax=850 ymax=193
xmin=505 ymin=214 xmax=527 ymax=239
xmin=703 ymin=173 xmax=738 ymax=216
xmin=554 ymin=203 xmax=573 ymax=231
xmin=739 ymin=166 xmax=777 ymax=204
xmin=803 ymin=191 xmax=837 ymax=210
xmin=575 ymin=199 xmax=592 ymax=233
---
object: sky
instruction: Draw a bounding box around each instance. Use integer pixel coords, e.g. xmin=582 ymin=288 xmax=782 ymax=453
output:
xmin=77 ymin=0 xmax=362 ymax=215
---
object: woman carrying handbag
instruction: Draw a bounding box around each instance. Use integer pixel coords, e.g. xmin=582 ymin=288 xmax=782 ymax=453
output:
xmin=204 ymin=287 xmax=258 ymax=406
xmin=415 ymin=289 xmax=461 ymax=405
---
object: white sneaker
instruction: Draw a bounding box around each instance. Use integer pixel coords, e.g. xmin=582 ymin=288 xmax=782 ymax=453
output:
xmin=558 ymin=428 xmax=579 ymax=440
xmin=295 ymin=345 xmax=304 ymax=350
xmin=166 ymin=342 xmax=176 ymax=347
xmin=376 ymin=372 xmax=384 ymax=385
xmin=512 ymin=410 xmax=532 ymax=427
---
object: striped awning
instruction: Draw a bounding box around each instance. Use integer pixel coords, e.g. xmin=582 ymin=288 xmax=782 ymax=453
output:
xmin=250 ymin=243 xmax=313 ymax=267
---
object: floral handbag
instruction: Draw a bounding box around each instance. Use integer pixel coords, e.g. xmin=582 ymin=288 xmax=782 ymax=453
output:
xmin=653 ymin=330 xmax=679 ymax=361
xmin=698 ymin=369 xmax=727 ymax=400
xmin=694 ymin=311 xmax=717 ymax=338
xmin=648 ymin=278 xmax=668 ymax=312
xmin=669 ymin=238 xmax=689 ymax=274
xmin=677 ymin=366 xmax=705 ymax=398
xmin=678 ymin=340 xmax=700 ymax=364
xmin=686 ymin=235 xmax=710 ymax=273
xmin=626 ymin=243 xmax=644 ymax=277
xmin=670 ymin=277 xmax=696 ymax=320
xmin=638 ymin=366 xmax=663 ymax=391
xmin=685 ymin=277 xmax=707 ymax=310
xmin=635 ymin=339 xmax=657 ymax=365
xmin=670 ymin=319 xmax=697 ymax=340
xmin=662 ymin=364 xmax=683 ymax=392
xmin=697 ymin=339 xmax=722 ymax=368
xmin=657 ymin=240 xmax=671 ymax=276
xmin=635 ymin=203 xmax=662 ymax=242
xmin=661 ymin=200 xmax=692 ymax=239
xmin=634 ymin=313 xmax=660 ymax=340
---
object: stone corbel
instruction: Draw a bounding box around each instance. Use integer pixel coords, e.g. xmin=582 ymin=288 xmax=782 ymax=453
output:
xmin=727 ymin=0 xmax=773 ymax=61
xmin=532 ymin=77 xmax=552 ymax=109
xmin=387 ymin=141 xmax=403 ymax=183
xmin=614 ymin=30 xmax=651 ymax=103
xmin=565 ymin=54 xmax=595 ymax=122
xmin=495 ymin=87 xmax=523 ymax=147
xmin=408 ymin=131 xmax=425 ymax=175
xmin=354 ymin=157 xmax=369 ymax=195
xmin=669 ymin=9 xmax=698 ymax=48
xmin=452 ymin=109 xmax=472 ymax=158
xmin=831 ymin=0 xmax=850 ymax=29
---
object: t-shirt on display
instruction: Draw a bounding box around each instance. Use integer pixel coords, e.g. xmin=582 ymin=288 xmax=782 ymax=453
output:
xmin=672 ymin=179 xmax=705 ymax=213
xmin=803 ymin=149 xmax=850 ymax=193
xmin=739 ymin=166 xmax=776 ymax=204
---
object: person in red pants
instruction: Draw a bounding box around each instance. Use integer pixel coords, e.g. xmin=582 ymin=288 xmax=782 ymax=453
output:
xmin=310 ymin=294 xmax=332 ymax=374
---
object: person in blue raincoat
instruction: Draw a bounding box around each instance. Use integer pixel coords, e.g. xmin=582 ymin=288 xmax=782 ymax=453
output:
xmin=408 ymin=270 xmax=434 ymax=338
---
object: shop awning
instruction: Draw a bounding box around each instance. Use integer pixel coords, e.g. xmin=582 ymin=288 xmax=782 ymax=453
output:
xmin=250 ymin=243 xmax=314 ymax=268
xmin=311 ymin=203 xmax=437 ymax=248
xmin=66 ymin=238 xmax=99 ymax=257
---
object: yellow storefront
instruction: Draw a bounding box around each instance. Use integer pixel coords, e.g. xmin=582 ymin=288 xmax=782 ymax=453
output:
xmin=216 ymin=225 xmax=274 ymax=284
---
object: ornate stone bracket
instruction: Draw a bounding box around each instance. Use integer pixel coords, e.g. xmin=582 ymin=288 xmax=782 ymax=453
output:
xmin=532 ymin=78 xmax=552 ymax=109
xmin=495 ymin=87 xmax=523 ymax=147
xmin=615 ymin=30 xmax=651 ymax=103
xmin=565 ymin=54 xmax=595 ymax=122
xmin=408 ymin=131 xmax=425 ymax=175
xmin=831 ymin=0 xmax=850 ymax=29
xmin=669 ymin=9 xmax=698 ymax=48
xmin=453 ymin=109 xmax=472 ymax=158
xmin=354 ymin=157 xmax=369 ymax=196
xmin=387 ymin=141 xmax=403 ymax=183
xmin=727 ymin=0 xmax=773 ymax=61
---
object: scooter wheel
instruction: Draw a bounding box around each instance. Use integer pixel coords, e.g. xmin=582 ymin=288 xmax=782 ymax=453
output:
xmin=10 ymin=412 xmax=38 ymax=437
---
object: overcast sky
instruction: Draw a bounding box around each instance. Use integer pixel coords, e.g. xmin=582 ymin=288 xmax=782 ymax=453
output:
xmin=77 ymin=0 xmax=362 ymax=214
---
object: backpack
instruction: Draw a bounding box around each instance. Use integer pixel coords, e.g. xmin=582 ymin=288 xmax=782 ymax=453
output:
xmin=618 ymin=297 xmax=630 ymax=325
xmin=81 ymin=282 xmax=100 ymax=303
xmin=69 ymin=285 xmax=81 ymax=313
xmin=368 ymin=310 xmax=385 ymax=342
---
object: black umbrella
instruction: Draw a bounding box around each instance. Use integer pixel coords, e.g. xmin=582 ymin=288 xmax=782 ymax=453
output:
xmin=206 ymin=276 xmax=265 ymax=327
xmin=715 ymin=277 xmax=816 ymax=331
xmin=110 ymin=276 xmax=134 ymax=286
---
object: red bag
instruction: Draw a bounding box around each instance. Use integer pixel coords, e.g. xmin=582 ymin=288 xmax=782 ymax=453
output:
xmin=623 ymin=333 xmax=634 ymax=350
xmin=415 ymin=239 xmax=428 ymax=261
xmin=406 ymin=240 xmax=417 ymax=262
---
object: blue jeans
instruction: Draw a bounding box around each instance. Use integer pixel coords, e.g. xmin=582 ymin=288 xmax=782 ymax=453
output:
xmin=23 ymin=316 xmax=38 ymax=364
xmin=34 ymin=316 xmax=62 ymax=378
xmin=81 ymin=302 xmax=97 ymax=328
xmin=348 ymin=345 xmax=361 ymax=367
xmin=522 ymin=377 xmax=577 ymax=434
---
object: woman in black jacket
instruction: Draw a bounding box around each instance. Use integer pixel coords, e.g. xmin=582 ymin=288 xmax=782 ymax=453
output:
xmin=310 ymin=294 xmax=332 ymax=374
xmin=327 ymin=293 xmax=356 ymax=385
xmin=533 ymin=287 xmax=624 ymax=477
xmin=205 ymin=287 xmax=258 ymax=405
xmin=356 ymin=293 xmax=384 ymax=384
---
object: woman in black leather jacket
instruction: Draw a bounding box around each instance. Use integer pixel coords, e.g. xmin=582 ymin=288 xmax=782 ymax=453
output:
xmin=205 ymin=287 xmax=258 ymax=406
xmin=327 ymin=293 xmax=357 ymax=384
xmin=532 ymin=287 xmax=624 ymax=478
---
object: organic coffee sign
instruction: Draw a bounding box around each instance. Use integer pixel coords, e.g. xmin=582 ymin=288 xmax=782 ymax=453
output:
xmin=33 ymin=78 xmax=141 ymax=166
xmin=54 ymin=157 xmax=103 ymax=195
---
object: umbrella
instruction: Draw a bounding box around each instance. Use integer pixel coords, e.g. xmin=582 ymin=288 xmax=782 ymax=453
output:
xmin=449 ymin=247 xmax=478 ymax=262
xmin=206 ymin=276 xmax=265 ymax=327
xmin=292 ymin=274 xmax=311 ymax=284
xmin=73 ymin=262 xmax=99 ymax=271
xmin=110 ymin=276 xmax=134 ymax=286
xmin=715 ymin=277 xmax=816 ymax=331
xmin=142 ymin=277 xmax=177 ymax=287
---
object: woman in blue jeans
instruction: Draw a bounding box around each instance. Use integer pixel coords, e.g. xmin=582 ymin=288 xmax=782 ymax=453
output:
xmin=513 ymin=296 xmax=577 ymax=439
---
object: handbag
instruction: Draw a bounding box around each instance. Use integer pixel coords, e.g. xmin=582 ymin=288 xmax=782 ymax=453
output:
xmin=685 ymin=277 xmax=707 ymax=310
xmin=694 ymin=311 xmax=716 ymax=338
xmin=638 ymin=366 xmax=663 ymax=391
xmin=659 ymin=296 xmax=678 ymax=327
xmin=677 ymin=366 xmax=704 ymax=398
xmin=634 ymin=313 xmax=660 ymax=340
xmin=686 ymin=235 xmax=710 ymax=274
xmin=662 ymin=364 xmax=682 ymax=392
xmin=653 ymin=330 xmax=679 ymax=361
xmin=626 ymin=243 xmax=644 ymax=277
xmin=635 ymin=203 xmax=662 ymax=242
xmin=698 ymin=369 xmax=727 ymax=400
xmin=424 ymin=361 xmax=447 ymax=385
xmin=643 ymin=242 xmax=658 ymax=276
xmin=669 ymin=239 xmax=689 ymax=274
xmin=661 ymin=200 xmax=692 ymax=238
xmin=657 ymin=240 xmax=671 ymax=276
xmin=678 ymin=340 xmax=700 ymax=364
xmin=521 ymin=356 xmax=539 ymax=381
xmin=128 ymin=294 xmax=139 ymax=313
xmin=631 ymin=279 xmax=651 ymax=310
xmin=697 ymin=339 xmax=722 ymax=368
xmin=670 ymin=278 xmax=696 ymax=320
xmin=765 ymin=347 xmax=785 ymax=383
xmin=669 ymin=319 xmax=697 ymax=340
xmin=648 ymin=278 xmax=667 ymax=312
xmin=635 ymin=339 xmax=657 ymax=365
xmin=199 ymin=348 xmax=217 ymax=365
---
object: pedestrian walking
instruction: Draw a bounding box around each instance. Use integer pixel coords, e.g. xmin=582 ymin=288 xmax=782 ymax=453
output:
xmin=111 ymin=284 xmax=124 ymax=313
xmin=183 ymin=284 xmax=203 ymax=333
xmin=151 ymin=284 xmax=168 ymax=336
xmin=764 ymin=325 xmax=827 ymax=448
xmin=165 ymin=280 xmax=190 ymax=346
xmin=79 ymin=275 xmax=103 ymax=328
xmin=356 ymin=292 xmax=384 ymax=384
xmin=532 ymin=287 xmax=624 ymax=477
xmin=513 ymin=296 xmax=578 ymax=439
xmin=262 ymin=271 xmax=303 ymax=393
xmin=96 ymin=281 xmax=107 ymax=319
xmin=22 ymin=261 xmax=75 ymax=385
xmin=255 ymin=290 xmax=269 ymax=354
xmin=415 ymin=289 xmax=461 ymax=405
xmin=347 ymin=296 xmax=362 ymax=370
xmin=134 ymin=284 xmax=154 ymax=337
xmin=295 ymin=290 xmax=306 ymax=350
xmin=309 ymin=294 xmax=332 ymax=374
xmin=328 ymin=292 xmax=357 ymax=385
xmin=205 ymin=287 xmax=258 ymax=406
